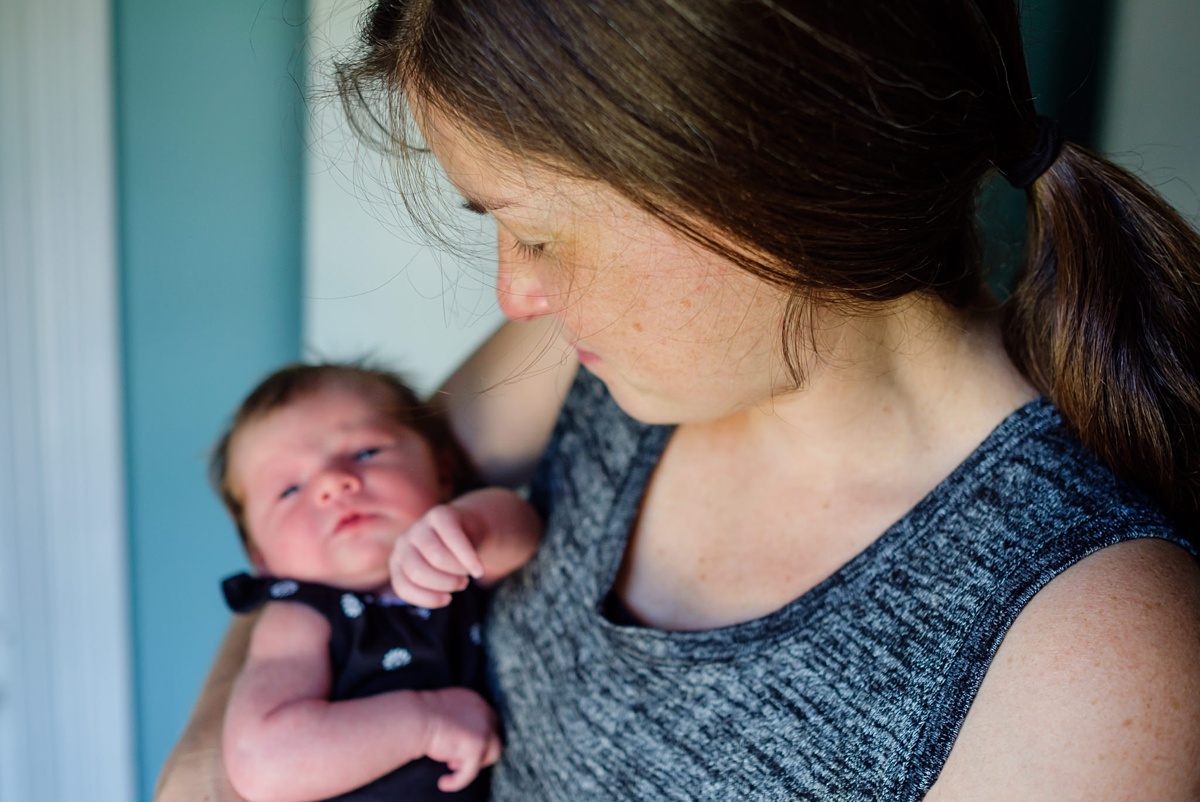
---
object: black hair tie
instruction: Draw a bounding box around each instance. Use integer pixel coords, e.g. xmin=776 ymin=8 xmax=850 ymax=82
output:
xmin=998 ymin=115 xmax=1064 ymax=190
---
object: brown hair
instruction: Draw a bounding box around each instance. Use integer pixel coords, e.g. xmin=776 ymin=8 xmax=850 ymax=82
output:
xmin=210 ymin=362 xmax=479 ymax=548
xmin=337 ymin=1 xmax=1200 ymax=535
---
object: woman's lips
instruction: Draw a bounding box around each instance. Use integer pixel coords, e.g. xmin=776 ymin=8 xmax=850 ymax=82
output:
xmin=576 ymin=347 xmax=600 ymax=366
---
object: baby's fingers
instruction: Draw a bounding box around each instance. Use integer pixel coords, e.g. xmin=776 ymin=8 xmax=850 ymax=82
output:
xmin=406 ymin=523 xmax=474 ymax=579
xmin=389 ymin=546 xmax=463 ymax=608
xmin=422 ymin=506 xmax=485 ymax=579
xmin=436 ymin=732 xmax=501 ymax=793
xmin=436 ymin=760 xmax=478 ymax=794
xmin=389 ymin=573 xmax=453 ymax=609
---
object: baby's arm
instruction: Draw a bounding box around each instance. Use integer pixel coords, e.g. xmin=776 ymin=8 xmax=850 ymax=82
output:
xmin=390 ymin=487 xmax=542 ymax=608
xmin=223 ymin=602 xmax=501 ymax=802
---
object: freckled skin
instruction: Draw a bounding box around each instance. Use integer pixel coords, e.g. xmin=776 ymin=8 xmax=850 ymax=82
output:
xmin=417 ymin=106 xmax=793 ymax=427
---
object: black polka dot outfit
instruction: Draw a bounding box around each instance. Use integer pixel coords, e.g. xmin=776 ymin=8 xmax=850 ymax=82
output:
xmin=223 ymin=572 xmax=490 ymax=802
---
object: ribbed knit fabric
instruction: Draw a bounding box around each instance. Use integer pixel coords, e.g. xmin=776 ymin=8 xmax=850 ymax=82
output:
xmin=485 ymin=370 xmax=1193 ymax=802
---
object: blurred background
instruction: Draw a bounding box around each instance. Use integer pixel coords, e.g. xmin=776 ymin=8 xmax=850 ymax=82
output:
xmin=1 ymin=0 xmax=1196 ymax=799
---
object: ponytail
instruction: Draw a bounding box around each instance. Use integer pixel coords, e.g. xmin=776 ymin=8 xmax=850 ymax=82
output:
xmin=1004 ymin=143 xmax=1200 ymax=538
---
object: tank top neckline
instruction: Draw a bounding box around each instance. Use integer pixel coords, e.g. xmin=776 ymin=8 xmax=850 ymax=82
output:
xmin=592 ymin=396 xmax=1058 ymax=664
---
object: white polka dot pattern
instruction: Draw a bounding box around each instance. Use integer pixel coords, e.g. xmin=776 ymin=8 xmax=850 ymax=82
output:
xmin=382 ymin=647 xmax=413 ymax=670
xmin=269 ymin=580 xmax=298 ymax=599
xmin=340 ymin=593 xmax=364 ymax=619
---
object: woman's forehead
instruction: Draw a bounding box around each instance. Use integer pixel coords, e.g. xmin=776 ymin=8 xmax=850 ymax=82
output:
xmin=415 ymin=102 xmax=603 ymax=218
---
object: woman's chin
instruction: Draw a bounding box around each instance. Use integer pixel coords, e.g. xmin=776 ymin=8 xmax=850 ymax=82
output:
xmin=589 ymin=370 xmax=683 ymax=426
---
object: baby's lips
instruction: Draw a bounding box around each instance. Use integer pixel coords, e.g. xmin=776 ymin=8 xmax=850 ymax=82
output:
xmin=332 ymin=510 xmax=372 ymax=534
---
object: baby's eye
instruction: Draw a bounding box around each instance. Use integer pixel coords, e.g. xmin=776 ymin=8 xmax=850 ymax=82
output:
xmin=353 ymin=447 xmax=383 ymax=462
xmin=279 ymin=484 xmax=300 ymax=500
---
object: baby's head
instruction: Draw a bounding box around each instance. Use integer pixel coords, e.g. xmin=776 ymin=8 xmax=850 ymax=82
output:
xmin=211 ymin=363 xmax=476 ymax=590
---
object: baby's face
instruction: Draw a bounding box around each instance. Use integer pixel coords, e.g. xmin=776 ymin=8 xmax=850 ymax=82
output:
xmin=228 ymin=385 xmax=449 ymax=591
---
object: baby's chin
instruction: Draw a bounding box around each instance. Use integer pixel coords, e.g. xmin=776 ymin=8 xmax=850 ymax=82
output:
xmin=333 ymin=556 xmax=398 ymax=594
xmin=329 ymin=573 xmax=395 ymax=595
xmin=258 ymin=560 xmax=395 ymax=595
xmin=360 ymin=578 xmax=397 ymax=596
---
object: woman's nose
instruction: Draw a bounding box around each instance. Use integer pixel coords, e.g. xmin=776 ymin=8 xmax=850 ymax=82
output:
xmin=495 ymin=232 xmax=551 ymax=322
xmin=316 ymin=469 xmax=361 ymax=504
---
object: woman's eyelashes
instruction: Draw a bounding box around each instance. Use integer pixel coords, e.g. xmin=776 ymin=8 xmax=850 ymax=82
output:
xmin=460 ymin=200 xmax=550 ymax=260
xmin=511 ymin=239 xmax=547 ymax=261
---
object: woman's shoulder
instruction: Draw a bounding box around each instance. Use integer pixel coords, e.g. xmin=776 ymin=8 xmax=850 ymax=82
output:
xmin=923 ymin=389 xmax=1199 ymax=798
xmin=927 ymin=536 xmax=1200 ymax=799
xmin=890 ymin=398 xmax=1199 ymax=799
xmin=945 ymin=397 xmax=1186 ymax=546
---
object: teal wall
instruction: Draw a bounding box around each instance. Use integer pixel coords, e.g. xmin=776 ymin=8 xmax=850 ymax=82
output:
xmin=113 ymin=1 xmax=305 ymax=797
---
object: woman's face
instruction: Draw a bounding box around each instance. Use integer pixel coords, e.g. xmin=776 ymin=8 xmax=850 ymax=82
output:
xmin=419 ymin=106 xmax=793 ymax=424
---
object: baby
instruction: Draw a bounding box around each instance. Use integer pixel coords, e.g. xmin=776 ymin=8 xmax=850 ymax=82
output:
xmin=210 ymin=363 xmax=542 ymax=802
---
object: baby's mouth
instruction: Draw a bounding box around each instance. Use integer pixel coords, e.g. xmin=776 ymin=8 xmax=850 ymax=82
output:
xmin=333 ymin=511 xmax=372 ymax=534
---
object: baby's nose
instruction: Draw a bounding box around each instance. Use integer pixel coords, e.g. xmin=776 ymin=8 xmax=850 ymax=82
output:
xmin=317 ymin=470 xmax=361 ymax=502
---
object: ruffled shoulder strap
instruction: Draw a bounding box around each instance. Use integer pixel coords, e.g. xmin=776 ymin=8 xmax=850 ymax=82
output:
xmin=221 ymin=572 xmax=343 ymax=617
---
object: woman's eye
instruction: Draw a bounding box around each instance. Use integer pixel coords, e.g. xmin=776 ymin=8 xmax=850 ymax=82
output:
xmin=353 ymin=447 xmax=382 ymax=462
xmin=279 ymin=484 xmax=300 ymax=500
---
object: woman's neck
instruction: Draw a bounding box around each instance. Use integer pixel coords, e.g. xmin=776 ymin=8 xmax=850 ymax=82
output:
xmin=620 ymin=299 xmax=1038 ymax=631
xmin=703 ymin=297 xmax=1037 ymax=487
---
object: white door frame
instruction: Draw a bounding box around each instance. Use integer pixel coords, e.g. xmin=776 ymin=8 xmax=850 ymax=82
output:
xmin=0 ymin=0 xmax=136 ymax=800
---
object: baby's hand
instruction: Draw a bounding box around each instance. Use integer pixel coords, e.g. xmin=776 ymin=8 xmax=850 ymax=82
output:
xmin=390 ymin=504 xmax=485 ymax=608
xmin=418 ymin=687 xmax=502 ymax=793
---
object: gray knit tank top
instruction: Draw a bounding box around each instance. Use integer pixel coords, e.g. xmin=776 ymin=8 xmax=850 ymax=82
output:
xmin=485 ymin=371 xmax=1192 ymax=802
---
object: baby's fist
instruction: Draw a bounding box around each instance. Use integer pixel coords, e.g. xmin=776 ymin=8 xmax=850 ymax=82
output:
xmin=390 ymin=505 xmax=485 ymax=608
xmin=418 ymin=687 xmax=502 ymax=792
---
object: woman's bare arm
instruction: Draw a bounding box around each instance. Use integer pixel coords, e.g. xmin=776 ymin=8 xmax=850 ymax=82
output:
xmin=451 ymin=486 xmax=543 ymax=583
xmin=154 ymin=612 xmax=257 ymax=802
xmin=925 ymin=539 xmax=1200 ymax=800
xmin=433 ymin=317 xmax=578 ymax=488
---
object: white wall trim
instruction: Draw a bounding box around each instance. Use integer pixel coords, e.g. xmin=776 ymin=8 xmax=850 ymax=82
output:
xmin=0 ymin=0 xmax=136 ymax=800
